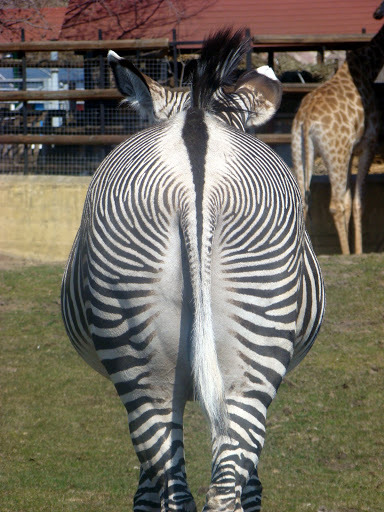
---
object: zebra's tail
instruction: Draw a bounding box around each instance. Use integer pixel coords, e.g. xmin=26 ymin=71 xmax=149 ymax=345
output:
xmin=181 ymin=214 xmax=229 ymax=438
xmin=181 ymin=199 xmax=228 ymax=436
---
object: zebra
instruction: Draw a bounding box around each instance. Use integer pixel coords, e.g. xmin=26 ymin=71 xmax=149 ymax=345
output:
xmin=61 ymin=29 xmax=325 ymax=512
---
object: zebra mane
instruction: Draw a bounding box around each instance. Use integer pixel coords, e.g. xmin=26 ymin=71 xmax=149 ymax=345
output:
xmin=191 ymin=29 xmax=250 ymax=109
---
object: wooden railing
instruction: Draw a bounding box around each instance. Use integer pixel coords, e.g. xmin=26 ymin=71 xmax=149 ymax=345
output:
xmin=0 ymin=33 xmax=373 ymax=53
xmin=1 ymin=83 xmax=383 ymax=146
xmin=0 ymin=35 xmax=382 ymax=159
xmin=251 ymin=33 xmax=374 ymax=50
xmin=0 ymin=84 xmax=319 ymax=146
xmin=0 ymin=38 xmax=169 ymax=53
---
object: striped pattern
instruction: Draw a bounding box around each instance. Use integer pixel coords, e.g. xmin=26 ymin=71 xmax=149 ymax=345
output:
xmin=61 ymin=31 xmax=325 ymax=512
xmin=153 ymin=87 xmax=191 ymax=121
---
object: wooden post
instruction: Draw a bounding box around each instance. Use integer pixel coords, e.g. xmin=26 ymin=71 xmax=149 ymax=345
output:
xmin=172 ymin=29 xmax=178 ymax=87
xmin=268 ymin=50 xmax=274 ymax=69
xmin=21 ymin=29 xmax=28 ymax=175
xmin=98 ymin=30 xmax=105 ymax=137
xmin=246 ymin=28 xmax=252 ymax=71
xmin=317 ymin=47 xmax=325 ymax=64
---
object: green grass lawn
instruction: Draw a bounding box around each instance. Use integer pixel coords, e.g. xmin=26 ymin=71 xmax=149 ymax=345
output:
xmin=0 ymin=254 xmax=383 ymax=511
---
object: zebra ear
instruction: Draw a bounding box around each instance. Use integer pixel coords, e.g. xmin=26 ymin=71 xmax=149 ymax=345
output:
xmin=234 ymin=66 xmax=283 ymax=127
xmin=108 ymin=50 xmax=155 ymax=121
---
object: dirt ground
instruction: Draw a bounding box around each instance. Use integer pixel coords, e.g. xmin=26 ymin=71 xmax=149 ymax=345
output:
xmin=0 ymin=253 xmax=31 ymax=270
xmin=0 ymin=253 xmax=65 ymax=271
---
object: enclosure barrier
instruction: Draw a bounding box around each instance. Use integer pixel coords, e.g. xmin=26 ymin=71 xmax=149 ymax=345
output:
xmin=1 ymin=33 xmax=380 ymax=175
xmin=1 ymin=35 xmax=383 ymax=259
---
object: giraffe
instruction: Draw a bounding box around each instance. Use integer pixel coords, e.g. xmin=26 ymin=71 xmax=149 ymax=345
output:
xmin=291 ymin=7 xmax=384 ymax=255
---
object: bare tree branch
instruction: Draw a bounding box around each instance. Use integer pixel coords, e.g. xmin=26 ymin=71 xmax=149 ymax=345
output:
xmin=0 ymin=0 xmax=215 ymax=42
xmin=0 ymin=0 xmax=67 ymax=40
xmin=60 ymin=0 xmax=216 ymax=40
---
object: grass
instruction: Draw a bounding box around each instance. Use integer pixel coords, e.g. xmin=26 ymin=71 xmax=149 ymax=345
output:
xmin=0 ymin=254 xmax=383 ymax=511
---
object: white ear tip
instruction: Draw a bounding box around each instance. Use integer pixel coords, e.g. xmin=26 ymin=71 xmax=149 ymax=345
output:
xmin=108 ymin=50 xmax=122 ymax=62
xmin=256 ymin=65 xmax=278 ymax=81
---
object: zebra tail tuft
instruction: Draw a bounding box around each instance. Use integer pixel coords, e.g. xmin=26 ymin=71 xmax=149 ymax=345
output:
xmin=192 ymin=282 xmax=230 ymax=437
xmin=182 ymin=213 xmax=229 ymax=438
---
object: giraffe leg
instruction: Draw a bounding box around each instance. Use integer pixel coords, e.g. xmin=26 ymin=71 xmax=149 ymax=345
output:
xmin=353 ymin=145 xmax=376 ymax=254
xmin=302 ymin=125 xmax=315 ymax=221
xmin=344 ymin=187 xmax=352 ymax=239
xmin=325 ymin=149 xmax=353 ymax=255
xmin=291 ymin=120 xmax=306 ymax=212
xmin=329 ymin=191 xmax=351 ymax=255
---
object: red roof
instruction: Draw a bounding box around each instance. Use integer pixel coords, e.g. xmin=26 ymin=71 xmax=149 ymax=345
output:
xmin=60 ymin=0 xmax=383 ymax=42
xmin=0 ymin=7 xmax=67 ymax=42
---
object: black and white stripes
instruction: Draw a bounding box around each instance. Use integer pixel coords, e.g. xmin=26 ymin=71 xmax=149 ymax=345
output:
xmin=61 ymin=29 xmax=325 ymax=512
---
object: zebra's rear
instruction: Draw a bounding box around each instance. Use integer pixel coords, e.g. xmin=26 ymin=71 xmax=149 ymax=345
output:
xmin=61 ymin=29 xmax=325 ymax=512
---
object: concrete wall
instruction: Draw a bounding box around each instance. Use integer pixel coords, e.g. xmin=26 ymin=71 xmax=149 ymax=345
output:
xmin=0 ymin=176 xmax=90 ymax=263
xmin=0 ymin=175 xmax=383 ymax=263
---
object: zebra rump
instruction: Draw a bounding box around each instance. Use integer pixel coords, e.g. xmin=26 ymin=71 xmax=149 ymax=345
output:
xmin=107 ymin=29 xmax=284 ymax=436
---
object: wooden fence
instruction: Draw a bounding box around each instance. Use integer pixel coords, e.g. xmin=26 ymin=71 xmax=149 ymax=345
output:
xmin=1 ymin=35 xmax=383 ymax=255
xmin=1 ymin=35 xmax=383 ymax=170
xmin=0 ymin=83 xmax=318 ymax=146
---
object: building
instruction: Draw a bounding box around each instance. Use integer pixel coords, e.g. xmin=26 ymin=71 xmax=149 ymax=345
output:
xmin=59 ymin=0 xmax=383 ymax=42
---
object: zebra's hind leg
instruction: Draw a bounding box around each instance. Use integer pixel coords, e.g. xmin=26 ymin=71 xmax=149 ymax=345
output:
xmin=133 ymin=467 xmax=161 ymax=512
xmin=204 ymin=465 xmax=262 ymax=512
xmin=134 ymin=465 xmax=197 ymax=512
xmin=203 ymin=392 xmax=273 ymax=512
xmin=124 ymin=398 xmax=196 ymax=512
xmin=204 ymin=434 xmax=258 ymax=512
xmin=241 ymin=468 xmax=262 ymax=512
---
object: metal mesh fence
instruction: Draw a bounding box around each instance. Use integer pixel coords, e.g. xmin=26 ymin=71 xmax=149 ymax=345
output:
xmin=2 ymin=38 xmax=383 ymax=176
xmin=0 ymin=44 xmax=309 ymax=175
xmin=0 ymin=50 xmax=172 ymax=175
